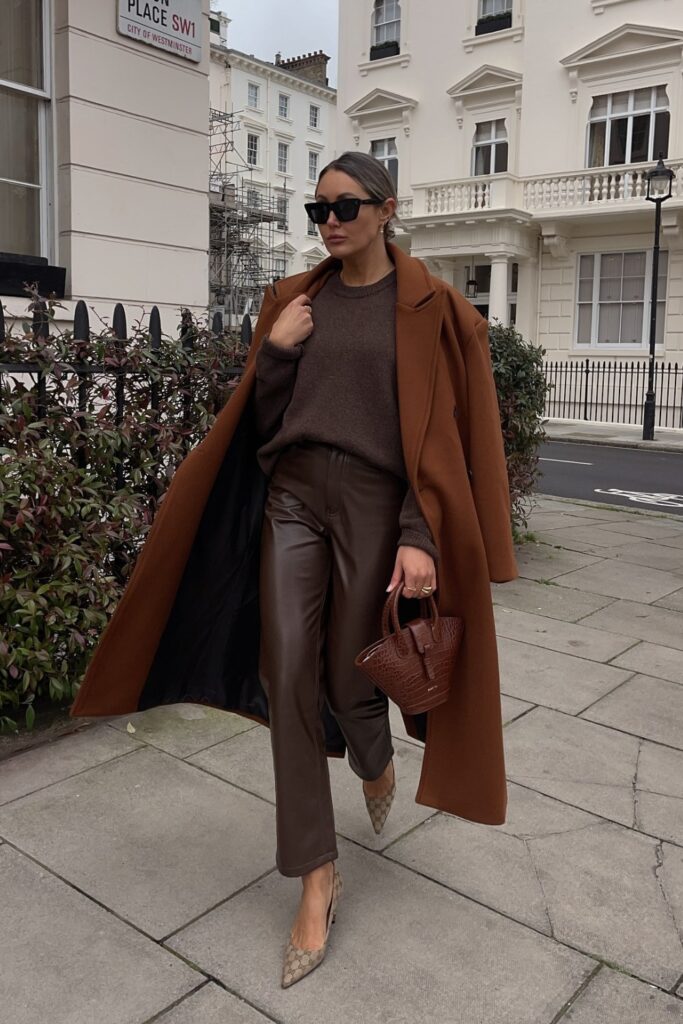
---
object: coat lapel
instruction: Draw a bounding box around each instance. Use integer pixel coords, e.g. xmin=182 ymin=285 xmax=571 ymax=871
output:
xmin=269 ymin=241 xmax=442 ymax=485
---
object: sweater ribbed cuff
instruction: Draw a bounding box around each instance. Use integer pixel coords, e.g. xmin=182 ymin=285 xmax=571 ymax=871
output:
xmin=259 ymin=336 xmax=304 ymax=360
xmin=398 ymin=530 xmax=440 ymax=563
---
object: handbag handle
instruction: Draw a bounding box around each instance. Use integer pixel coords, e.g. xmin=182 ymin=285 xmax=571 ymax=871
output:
xmin=381 ymin=581 xmax=440 ymax=638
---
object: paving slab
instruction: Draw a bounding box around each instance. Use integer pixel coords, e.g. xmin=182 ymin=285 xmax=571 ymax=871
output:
xmin=605 ymin=541 xmax=683 ymax=574
xmin=0 ymin=844 xmax=199 ymax=1024
xmin=0 ymin=724 xmax=142 ymax=806
xmin=188 ymin=726 xmax=434 ymax=853
xmin=580 ymin=600 xmax=683 ymax=651
xmin=526 ymin=512 xmax=609 ymax=532
xmin=385 ymin=783 xmax=598 ymax=935
xmin=498 ymin=637 xmax=632 ymax=714
xmin=492 ymin=576 xmax=614 ymax=622
xmin=386 ymin=787 xmax=683 ymax=988
xmin=529 ymin=820 xmax=683 ymax=988
xmin=563 ymin=966 xmax=683 ymax=1022
xmin=504 ymin=706 xmax=640 ymax=826
xmin=661 ymin=843 xmax=683 ymax=949
xmin=107 ymin=703 xmax=256 ymax=759
xmin=552 ymin=558 xmax=683 ymax=604
xmin=0 ymin=745 xmax=276 ymax=939
xmin=501 ymin=693 xmax=535 ymax=723
xmin=154 ymin=983 xmax=273 ymax=1024
xmin=593 ymin=519 xmax=683 ymax=542
xmin=513 ymin=543 xmax=603 ymax=582
xmin=581 ymin=674 xmax=683 ymax=750
xmin=533 ymin=497 xmax=642 ymax=522
xmin=637 ymin=743 xmax=683 ymax=847
xmin=538 ymin=525 xmax=647 ymax=548
xmin=612 ymin=641 xmax=683 ymax=686
xmin=494 ymin=606 xmax=635 ymax=662
xmin=167 ymin=835 xmax=595 ymax=1024
xmin=655 ymin=587 xmax=683 ymax=613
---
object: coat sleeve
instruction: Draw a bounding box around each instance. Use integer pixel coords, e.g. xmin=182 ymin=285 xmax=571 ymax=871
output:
xmin=463 ymin=315 xmax=518 ymax=583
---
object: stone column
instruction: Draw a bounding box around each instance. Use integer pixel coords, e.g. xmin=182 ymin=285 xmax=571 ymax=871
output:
xmin=487 ymin=254 xmax=509 ymax=326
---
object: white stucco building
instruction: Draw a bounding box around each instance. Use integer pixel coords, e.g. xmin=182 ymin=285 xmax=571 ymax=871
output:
xmin=337 ymin=0 xmax=683 ymax=365
xmin=1 ymin=0 xmax=211 ymax=332
xmin=208 ymin=10 xmax=336 ymax=310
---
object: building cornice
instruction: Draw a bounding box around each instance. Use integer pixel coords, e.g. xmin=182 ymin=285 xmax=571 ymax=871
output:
xmin=213 ymin=46 xmax=337 ymax=102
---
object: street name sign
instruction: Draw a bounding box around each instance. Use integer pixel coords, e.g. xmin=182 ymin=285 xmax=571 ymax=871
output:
xmin=117 ymin=0 xmax=202 ymax=63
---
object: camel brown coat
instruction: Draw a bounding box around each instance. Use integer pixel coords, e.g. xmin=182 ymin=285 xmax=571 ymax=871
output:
xmin=69 ymin=241 xmax=518 ymax=825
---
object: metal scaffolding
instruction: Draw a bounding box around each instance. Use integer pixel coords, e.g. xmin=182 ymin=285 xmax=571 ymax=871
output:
xmin=209 ymin=108 xmax=290 ymax=326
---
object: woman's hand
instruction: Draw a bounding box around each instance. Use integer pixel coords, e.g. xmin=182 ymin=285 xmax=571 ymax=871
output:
xmin=386 ymin=546 xmax=437 ymax=598
xmin=268 ymin=294 xmax=314 ymax=350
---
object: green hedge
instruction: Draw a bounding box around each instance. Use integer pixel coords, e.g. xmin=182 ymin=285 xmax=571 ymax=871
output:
xmin=0 ymin=299 xmax=248 ymax=733
xmin=488 ymin=322 xmax=549 ymax=533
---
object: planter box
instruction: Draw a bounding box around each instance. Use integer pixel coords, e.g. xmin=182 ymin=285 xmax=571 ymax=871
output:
xmin=369 ymin=40 xmax=400 ymax=61
xmin=0 ymin=253 xmax=66 ymax=299
xmin=475 ymin=11 xmax=512 ymax=35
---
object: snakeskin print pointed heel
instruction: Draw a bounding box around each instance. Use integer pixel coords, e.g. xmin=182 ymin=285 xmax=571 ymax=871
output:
xmin=281 ymin=865 xmax=343 ymax=989
xmin=363 ymin=758 xmax=396 ymax=835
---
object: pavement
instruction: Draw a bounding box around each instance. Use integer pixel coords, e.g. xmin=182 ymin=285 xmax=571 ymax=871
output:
xmin=545 ymin=417 xmax=683 ymax=453
xmin=2 ymin=493 xmax=683 ymax=1023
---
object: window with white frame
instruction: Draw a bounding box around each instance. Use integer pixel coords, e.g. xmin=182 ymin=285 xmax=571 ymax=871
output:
xmin=479 ymin=0 xmax=512 ymax=16
xmin=476 ymin=0 xmax=512 ymax=34
xmin=576 ymin=251 xmax=668 ymax=347
xmin=278 ymin=93 xmax=290 ymax=119
xmin=273 ymin=256 xmax=287 ymax=279
xmin=308 ymin=150 xmax=319 ymax=181
xmin=277 ymin=141 xmax=289 ymax=174
xmin=1 ymin=0 xmax=49 ymax=257
xmin=247 ymin=82 xmax=260 ymax=108
xmin=309 ymin=104 xmax=320 ymax=128
xmin=307 ymin=214 xmax=318 ymax=236
xmin=587 ymin=87 xmax=669 ymax=168
xmin=305 ymin=258 xmax=320 ymax=271
xmin=472 ymin=120 xmax=508 ymax=175
xmin=246 ymin=188 xmax=259 ymax=208
xmin=246 ymin=133 xmax=260 ymax=166
xmin=370 ymin=137 xmax=398 ymax=187
xmin=372 ymin=0 xmax=401 ymax=45
xmin=275 ymin=192 xmax=288 ymax=231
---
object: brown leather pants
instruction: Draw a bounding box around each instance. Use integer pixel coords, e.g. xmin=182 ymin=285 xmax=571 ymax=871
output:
xmin=258 ymin=441 xmax=406 ymax=877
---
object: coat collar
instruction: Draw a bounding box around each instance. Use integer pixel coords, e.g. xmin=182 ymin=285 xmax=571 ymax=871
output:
xmin=265 ymin=241 xmax=443 ymax=486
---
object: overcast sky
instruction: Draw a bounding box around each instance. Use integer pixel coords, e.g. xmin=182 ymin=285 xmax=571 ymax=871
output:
xmin=214 ymin=1 xmax=339 ymax=87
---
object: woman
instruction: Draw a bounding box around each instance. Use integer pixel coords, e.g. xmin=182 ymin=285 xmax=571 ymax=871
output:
xmin=68 ymin=153 xmax=517 ymax=990
xmin=253 ymin=152 xmax=441 ymax=986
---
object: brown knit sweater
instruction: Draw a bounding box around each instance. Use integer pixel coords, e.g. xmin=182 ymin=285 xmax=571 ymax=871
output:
xmin=252 ymin=266 xmax=438 ymax=561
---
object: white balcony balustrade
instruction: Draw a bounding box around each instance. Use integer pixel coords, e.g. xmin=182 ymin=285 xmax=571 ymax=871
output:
xmin=402 ymin=160 xmax=683 ymax=220
xmin=523 ymin=159 xmax=683 ymax=211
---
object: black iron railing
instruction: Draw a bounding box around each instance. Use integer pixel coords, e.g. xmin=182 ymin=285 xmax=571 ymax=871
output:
xmin=543 ymin=358 xmax=683 ymax=428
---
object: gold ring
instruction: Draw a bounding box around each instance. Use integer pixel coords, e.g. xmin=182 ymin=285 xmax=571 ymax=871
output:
xmin=421 ymin=586 xmax=433 ymax=593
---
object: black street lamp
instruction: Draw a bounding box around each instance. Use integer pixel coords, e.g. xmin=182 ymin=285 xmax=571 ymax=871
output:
xmin=642 ymin=154 xmax=674 ymax=441
xmin=465 ymin=262 xmax=478 ymax=299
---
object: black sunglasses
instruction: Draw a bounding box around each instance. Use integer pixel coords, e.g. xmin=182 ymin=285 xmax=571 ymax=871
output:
xmin=304 ymin=197 xmax=383 ymax=224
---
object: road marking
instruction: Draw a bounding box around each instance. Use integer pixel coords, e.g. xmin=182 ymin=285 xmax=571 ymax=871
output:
xmin=594 ymin=488 xmax=683 ymax=509
xmin=540 ymin=457 xmax=593 ymax=466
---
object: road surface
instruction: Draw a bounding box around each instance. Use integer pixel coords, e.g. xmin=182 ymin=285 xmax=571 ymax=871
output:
xmin=536 ymin=441 xmax=683 ymax=517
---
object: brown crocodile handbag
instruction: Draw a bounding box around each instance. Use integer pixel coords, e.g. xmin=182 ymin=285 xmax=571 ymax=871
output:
xmin=354 ymin=582 xmax=464 ymax=715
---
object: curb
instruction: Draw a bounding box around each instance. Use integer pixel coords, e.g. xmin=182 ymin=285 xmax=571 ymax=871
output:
xmin=544 ymin=435 xmax=683 ymax=455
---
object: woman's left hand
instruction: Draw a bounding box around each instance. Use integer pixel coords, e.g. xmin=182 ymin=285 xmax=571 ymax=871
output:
xmin=386 ymin=545 xmax=437 ymax=598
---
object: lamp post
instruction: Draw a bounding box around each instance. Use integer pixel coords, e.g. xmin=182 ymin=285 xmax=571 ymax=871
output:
xmin=642 ymin=154 xmax=674 ymax=441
